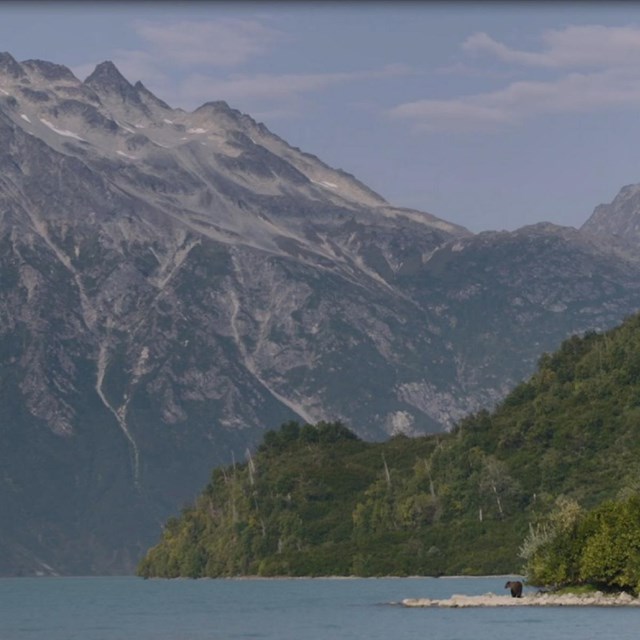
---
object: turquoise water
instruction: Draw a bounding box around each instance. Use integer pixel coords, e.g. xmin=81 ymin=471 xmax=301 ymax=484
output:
xmin=1 ymin=576 xmax=639 ymax=639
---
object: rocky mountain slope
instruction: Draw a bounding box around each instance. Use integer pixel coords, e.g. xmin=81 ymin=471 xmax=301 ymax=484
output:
xmin=2 ymin=52 xmax=640 ymax=574
xmin=581 ymin=182 xmax=640 ymax=258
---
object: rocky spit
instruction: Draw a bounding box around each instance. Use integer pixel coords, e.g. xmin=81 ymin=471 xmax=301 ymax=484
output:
xmin=402 ymin=591 xmax=640 ymax=607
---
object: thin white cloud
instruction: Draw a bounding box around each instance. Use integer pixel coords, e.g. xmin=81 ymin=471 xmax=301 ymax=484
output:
xmin=75 ymin=19 xmax=282 ymax=85
xmin=178 ymin=64 xmax=411 ymax=105
xmin=392 ymin=24 xmax=640 ymax=133
xmin=435 ymin=61 xmax=516 ymax=80
xmin=463 ymin=24 xmax=640 ymax=69
xmin=463 ymin=32 xmax=550 ymax=67
xmin=391 ymin=69 xmax=640 ymax=132
xmin=74 ymin=19 xmax=284 ymax=103
xmin=133 ymin=19 xmax=282 ymax=68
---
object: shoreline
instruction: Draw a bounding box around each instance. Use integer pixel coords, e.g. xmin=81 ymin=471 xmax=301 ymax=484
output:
xmin=402 ymin=591 xmax=640 ymax=608
xmin=144 ymin=574 xmax=523 ymax=581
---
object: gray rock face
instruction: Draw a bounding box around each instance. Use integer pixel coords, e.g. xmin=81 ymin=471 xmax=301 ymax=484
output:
xmin=582 ymin=184 xmax=640 ymax=257
xmin=1 ymin=54 xmax=640 ymax=575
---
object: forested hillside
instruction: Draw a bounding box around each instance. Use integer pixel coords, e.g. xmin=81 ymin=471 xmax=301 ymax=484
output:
xmin=138 ymin=313 xmax=640 ymax=578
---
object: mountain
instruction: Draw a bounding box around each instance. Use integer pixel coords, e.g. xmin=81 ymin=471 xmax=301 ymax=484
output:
xmin=138 ymin=312 xmax=640 ymax=578
xmin=2 ymin=52 xmax=640 ymax=575
xmin=581 ymin=183 xmax=640 ymax=258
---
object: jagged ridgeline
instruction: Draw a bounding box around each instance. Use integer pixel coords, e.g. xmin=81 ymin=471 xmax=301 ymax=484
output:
xmin=137 ymin=313 xmax=640 ymax=578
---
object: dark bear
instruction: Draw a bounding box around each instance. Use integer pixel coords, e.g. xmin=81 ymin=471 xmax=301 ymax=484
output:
xmin=505 ymin=580 xmax=523 ymax=598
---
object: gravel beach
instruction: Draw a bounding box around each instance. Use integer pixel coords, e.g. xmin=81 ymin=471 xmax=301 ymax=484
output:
xmin=402 ymin=591 xmax=640 ymax=607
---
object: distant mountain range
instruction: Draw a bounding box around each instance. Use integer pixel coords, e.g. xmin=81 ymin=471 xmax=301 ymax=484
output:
xmin=1 ymin=52 xmax=640 ymax=575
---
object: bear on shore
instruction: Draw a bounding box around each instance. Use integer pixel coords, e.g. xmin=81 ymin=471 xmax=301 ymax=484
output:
xmin=505 ymin=580 xmax=523 ymax=598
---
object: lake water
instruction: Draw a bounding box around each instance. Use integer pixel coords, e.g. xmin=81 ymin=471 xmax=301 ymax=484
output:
xmin=1 ymin=575 xmax=639 ymax=640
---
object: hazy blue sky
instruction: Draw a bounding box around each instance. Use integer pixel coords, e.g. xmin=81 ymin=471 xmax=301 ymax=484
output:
xmin=3 ymin=2 xmax=640 ymax=232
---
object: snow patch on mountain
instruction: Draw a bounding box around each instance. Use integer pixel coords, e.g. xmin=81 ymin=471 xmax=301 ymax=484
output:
xmin=39 ymin=118 xmax=85 ymax=141
xmin=116 ymin=120 xmax=136 ymax=133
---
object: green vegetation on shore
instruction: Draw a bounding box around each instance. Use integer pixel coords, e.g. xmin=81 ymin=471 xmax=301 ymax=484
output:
xmin=138 ymin=313 xmax=640 ymax=582
xmin=522 ymin=494 xmax=640 ymax=593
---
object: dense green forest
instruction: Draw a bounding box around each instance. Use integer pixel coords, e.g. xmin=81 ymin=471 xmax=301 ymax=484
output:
xmin=522 ymin=494 xmax=640 ymax=592
xmin=138 ymin=313 xmax=640 ymax=584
